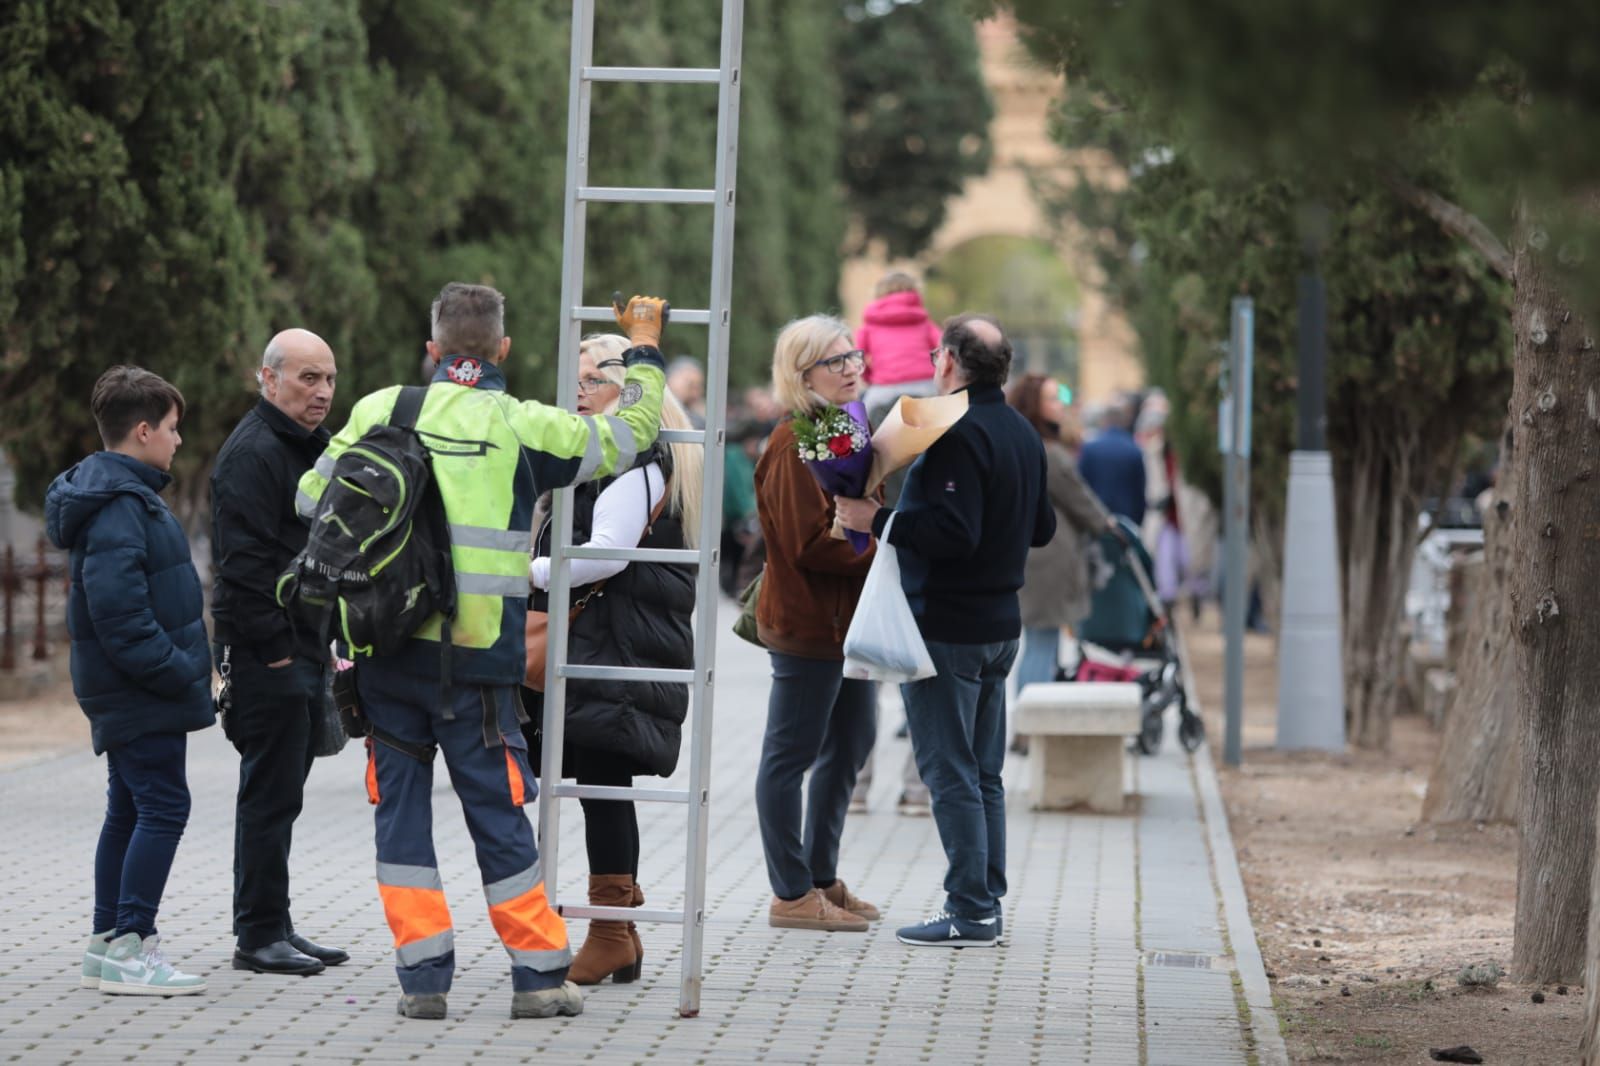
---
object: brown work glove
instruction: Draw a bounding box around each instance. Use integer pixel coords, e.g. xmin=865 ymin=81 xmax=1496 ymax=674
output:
xmin=612 ymin=292 xmax=670 ymax=350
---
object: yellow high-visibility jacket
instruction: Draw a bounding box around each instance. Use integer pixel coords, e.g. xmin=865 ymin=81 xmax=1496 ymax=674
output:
xmin=296 ymin=351 xmax=666 ymax=686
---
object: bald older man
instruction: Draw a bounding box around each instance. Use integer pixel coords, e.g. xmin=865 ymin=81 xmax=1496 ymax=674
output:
xmin=210 ymin=329 xmax=345 ymax=976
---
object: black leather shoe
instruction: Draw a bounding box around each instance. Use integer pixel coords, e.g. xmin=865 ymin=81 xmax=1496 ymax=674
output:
xmin=288 ymin=934 xmax=349 ymax=966
xmin=232 ymin=940 xmax=326 ymax=975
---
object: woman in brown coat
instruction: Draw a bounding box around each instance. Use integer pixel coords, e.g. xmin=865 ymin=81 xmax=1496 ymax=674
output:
xmin=752 ymin=314 xmax=882 ymax=934
xmin=1008 ymin=374 xmax=1114 ymax=692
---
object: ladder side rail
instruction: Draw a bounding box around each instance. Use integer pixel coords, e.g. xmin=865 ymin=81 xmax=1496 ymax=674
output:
xmin=678 ymin=0 xmax=745 ymax=1020
xmin=538 ymin=0 xmax=600 ymax=901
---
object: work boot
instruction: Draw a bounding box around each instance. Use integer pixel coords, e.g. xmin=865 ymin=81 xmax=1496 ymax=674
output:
xmin=396 ymin=993 xmax=447 ymax=1020
xmin=768 ymin=888 xmax=868 ymax=932
xmin=820 ymin=879 xmax=881 ymax=921
xmin=626 ymin=880 xmax=645 ymax=977
xmin=569 ymin=874 xmax=640 ymax=985
xmin=511 ymin=981 xmax=584 ymax=1019
xmin=99 ymin=933 xmax=207 ymax=996
xmin=80 ymin=930 xmax=113 ymax=990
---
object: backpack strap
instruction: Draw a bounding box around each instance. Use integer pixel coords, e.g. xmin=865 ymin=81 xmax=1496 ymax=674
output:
xmin=390 ymin=385 xmax=427 ymax=431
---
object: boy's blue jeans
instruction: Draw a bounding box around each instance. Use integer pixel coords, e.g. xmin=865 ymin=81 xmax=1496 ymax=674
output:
xmin=93 ymin=731 xmax=191 ymax=937
xmin=901 ymin=638 xmax=1018 ymax=920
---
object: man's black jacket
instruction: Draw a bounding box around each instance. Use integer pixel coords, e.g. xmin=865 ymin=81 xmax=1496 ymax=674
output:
xmin=210 ymin=398 xmax=331 ymax=663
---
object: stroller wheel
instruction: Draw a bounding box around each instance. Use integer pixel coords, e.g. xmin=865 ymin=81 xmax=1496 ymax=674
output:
xmin=1178 ymin=709 xmax=1205 ymax=753
xmin=1136 ymin=707 xmax=1164 ymax=756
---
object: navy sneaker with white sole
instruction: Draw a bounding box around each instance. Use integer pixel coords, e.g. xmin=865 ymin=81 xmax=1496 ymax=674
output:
xmin=896 ymin=910 xmax=998 ymax=948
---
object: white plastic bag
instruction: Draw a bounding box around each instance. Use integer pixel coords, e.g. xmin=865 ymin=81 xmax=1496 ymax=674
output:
xmin=842 ymin=515 xmax=936 ymax=683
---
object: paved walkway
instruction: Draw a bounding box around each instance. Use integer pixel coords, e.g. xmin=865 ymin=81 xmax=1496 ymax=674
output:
xmin=0 ymin=603 xmax=1281 ymax=1064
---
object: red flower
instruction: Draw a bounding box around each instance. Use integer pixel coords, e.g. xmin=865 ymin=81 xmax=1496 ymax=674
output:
xmin=827 ymin=433 xmax=854 ymax=458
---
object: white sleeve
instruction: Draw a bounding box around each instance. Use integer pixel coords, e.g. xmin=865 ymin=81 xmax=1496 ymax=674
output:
xmin=529 ymin=463 xmax=666 ymax=589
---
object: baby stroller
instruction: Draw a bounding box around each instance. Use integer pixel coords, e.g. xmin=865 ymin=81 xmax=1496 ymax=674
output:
xmin=1060 ymin=516 xmax=1204 ymax=755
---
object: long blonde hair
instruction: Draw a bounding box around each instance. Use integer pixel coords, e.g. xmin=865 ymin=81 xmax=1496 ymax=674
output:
xmin=582 ymin=334 xmax=704 ymax=548
xmin=770 ymin=314 xmax=852 ymax=416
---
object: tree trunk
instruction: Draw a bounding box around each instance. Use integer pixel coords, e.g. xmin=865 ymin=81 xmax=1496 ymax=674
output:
xmin=1422 ymin=421 xmax=1520 ymax=823
xmin=1509 ymin=237 xmax=1600 ymax=985
xmin=1582 ymin=784 xmax=1600 ymax=1064
xmin=1334 ymin=422 xmax=1433 ymax=749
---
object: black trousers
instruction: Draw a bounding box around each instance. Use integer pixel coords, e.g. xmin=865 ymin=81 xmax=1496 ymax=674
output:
xmin=570 ymin=743 xmax=638 ymax=878
xmin=223 ymin=647 xmax=322 ymax=950
xmin=519 ymin=690 xmax=639 ymax=878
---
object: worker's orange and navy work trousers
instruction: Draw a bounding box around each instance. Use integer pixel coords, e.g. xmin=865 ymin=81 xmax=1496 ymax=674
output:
xmin=356 ymin=665 xmax=570 ymax=995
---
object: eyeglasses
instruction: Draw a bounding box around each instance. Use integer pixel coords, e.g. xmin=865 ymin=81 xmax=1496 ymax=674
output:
xmin=577 ymin=376 xmax=615 ymax=395
xmin=929 ymin=345 xmax=947 ymax=367
xmin=812 ymin=350 xmax=866 ymax=376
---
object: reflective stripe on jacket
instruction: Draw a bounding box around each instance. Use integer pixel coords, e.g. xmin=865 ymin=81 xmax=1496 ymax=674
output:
xmin=296 ymin=352 xmax=666 ymax=685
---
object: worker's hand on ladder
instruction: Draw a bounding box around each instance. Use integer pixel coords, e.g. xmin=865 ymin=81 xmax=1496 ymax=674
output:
xmin=612 ymin=292 xmax=671 ymax=350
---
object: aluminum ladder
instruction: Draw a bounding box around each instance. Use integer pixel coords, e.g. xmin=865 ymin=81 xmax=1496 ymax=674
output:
xmin=536 ymin=0 xmax=744 ymax=1019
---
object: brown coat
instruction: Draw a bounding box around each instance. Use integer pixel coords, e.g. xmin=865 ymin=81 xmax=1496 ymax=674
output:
xmin=1019 ymin=440 xmax=1111 ymax=629
xmin=753 ymin=420 xmax=876 ymax=659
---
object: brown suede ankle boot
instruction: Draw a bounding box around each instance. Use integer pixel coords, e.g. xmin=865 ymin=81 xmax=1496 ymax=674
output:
xmin=626 ymin=881 xmax=645 ymax=977
xmin=569 ymin=874 xmax=639 ymax=986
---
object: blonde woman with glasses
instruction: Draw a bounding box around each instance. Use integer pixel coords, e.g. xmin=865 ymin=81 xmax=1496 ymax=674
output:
xmin=523 ymin=333 xmax=703 ymax=987
xmin=751 ymin=314 xmax=882 ymax=933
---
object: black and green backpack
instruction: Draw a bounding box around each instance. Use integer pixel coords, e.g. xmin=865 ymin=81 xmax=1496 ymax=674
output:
xmin=278 ymin=386 xmax=456 ymax=659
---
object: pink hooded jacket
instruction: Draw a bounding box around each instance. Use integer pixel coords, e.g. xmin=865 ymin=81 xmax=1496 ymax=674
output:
xmin=855 ymin=290 xmax=943 ymax=386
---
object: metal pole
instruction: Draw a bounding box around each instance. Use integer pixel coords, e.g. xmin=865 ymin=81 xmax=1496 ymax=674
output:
xmin=1223 ymin=298 xmax=1253 ymax=767
xmin=538 ymin=0 xmax=598 ymax=908
xmin=2 ymin=544 xmax=15 ymax=672
xmin=1275 ymin=216 xmax=1345 ymax=751
xmin=677 ymin=0 xmax=743 ymax=1020
xmin=32 ymin=536 xmax=48 ymax=661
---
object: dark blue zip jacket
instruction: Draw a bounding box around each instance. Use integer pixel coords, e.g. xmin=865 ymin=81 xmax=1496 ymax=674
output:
xmin=872 ymin=384 xmax=1056 ymax=644
xmin=45 ymin=452 xmax=215 ymax=754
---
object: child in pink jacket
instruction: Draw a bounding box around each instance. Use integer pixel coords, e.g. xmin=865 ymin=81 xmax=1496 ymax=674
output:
xmin=857 ymin=272 xmax=942 ymax=417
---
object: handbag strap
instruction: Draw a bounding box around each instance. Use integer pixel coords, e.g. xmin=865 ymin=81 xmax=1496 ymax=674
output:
xmin=571 ymin=463 xmax=672 ymax=612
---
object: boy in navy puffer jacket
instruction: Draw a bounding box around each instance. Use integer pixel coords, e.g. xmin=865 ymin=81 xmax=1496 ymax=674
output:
xmin=45 ymin=366 xmax=213 ymax=997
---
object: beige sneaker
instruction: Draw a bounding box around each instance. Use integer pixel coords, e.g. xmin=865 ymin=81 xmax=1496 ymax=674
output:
xmin=769 ymin=888 xmax=868 ymax=932
xmin=821 ymin=879 xmax=881 ymax=921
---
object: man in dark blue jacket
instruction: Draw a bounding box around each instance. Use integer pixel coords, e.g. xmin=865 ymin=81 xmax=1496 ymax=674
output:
xmin=1077 ymin=397 xmax=1148 ymax=525
xmin=46 ymin=365 xmax=213 ymax=996
xmin=836 ymin=313 xmax=1055 ymax=948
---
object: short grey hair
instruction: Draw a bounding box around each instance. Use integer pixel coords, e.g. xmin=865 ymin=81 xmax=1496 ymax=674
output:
xmin=431 ymin=282 xmax=506 ymax=360
xmin=255 ymin=336 xmax=287 ymax=394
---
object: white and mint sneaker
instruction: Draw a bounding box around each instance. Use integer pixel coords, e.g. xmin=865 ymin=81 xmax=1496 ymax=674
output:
xmin=99 ymin=933 xmax=207 ymax=996
xmin=80 ymin=930 xmax=114 ymax=989
xmin=895 ymin=909 xmax=999 ymax=948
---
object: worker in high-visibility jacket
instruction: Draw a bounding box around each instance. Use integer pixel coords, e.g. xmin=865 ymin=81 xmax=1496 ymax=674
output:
xmin=297 ymin=283 xmax=670 ymax=1021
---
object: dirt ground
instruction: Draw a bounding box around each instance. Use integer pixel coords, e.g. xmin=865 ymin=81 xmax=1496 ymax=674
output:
xmin=0 ymin=679 xmax=88 ymax=769
xmin=1184 ymin=611 xmax=1584 ymax=1064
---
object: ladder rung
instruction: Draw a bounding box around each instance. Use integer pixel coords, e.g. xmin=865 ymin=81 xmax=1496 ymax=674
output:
xmin=583 ymin=66 xmax=721 ymax=85
xmin=558 ymin=904 xmax=684 ymax=924
xmin=658 ymin=428 xmax=706 ymax=444
xmin=565 ymin=546 xmax=702 ymax=565
xmin=559 ymin=665 xmax=696 ymax=684
xmin=578 ymin=186 xmax=716 ymax=205
xmin=574 ymin=306 xmax=711 ymax=325
xmin=550 ymin=783 xmax=691 ymax=803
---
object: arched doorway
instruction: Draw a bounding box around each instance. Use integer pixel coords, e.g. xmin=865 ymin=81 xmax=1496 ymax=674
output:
xmin=923 ymin=234 xmax=1081 ymax=390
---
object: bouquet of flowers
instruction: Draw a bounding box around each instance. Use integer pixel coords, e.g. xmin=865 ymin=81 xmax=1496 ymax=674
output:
xmin=791 ymin=400 xmax=874 ymax=553
xmin=828 ymin=391 xmax=970 ymax=544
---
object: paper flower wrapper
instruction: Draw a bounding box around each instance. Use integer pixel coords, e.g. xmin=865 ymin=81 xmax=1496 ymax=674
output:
xmin=830 ymin=391 xmax=969 ymax=542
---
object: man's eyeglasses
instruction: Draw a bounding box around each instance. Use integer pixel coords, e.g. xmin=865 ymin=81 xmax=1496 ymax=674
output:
xmin=813 ymin=349 xmax=866 ymax=375
xmin=577 ymin=376 xmax=614 ymax=395
xmin=929 ymin=345 xmax=947 ymax=367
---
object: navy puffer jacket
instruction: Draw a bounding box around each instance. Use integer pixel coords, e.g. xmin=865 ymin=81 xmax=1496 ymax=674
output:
xmin=45 ymin=452 xmax=215 ymax=754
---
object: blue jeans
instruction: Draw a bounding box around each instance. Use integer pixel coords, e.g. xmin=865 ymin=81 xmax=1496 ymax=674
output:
xmin=93 ymin=732 xmax=191 ymax=937
xmin=1016 ymin=627 xmax=1060 ymax=690
xmin=755 ymin=653 xmax=877 ymax=900
xmin=901 ymin=638 xmax=1018 ymax=920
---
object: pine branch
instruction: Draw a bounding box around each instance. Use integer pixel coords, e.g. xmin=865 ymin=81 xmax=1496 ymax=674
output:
xmin=1383 ymin=172 xmax=1515 ymax=283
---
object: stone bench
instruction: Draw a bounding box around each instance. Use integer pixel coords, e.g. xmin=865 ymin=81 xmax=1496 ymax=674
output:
xmin=1015 ymin=681 xmax=1142 ymax=813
